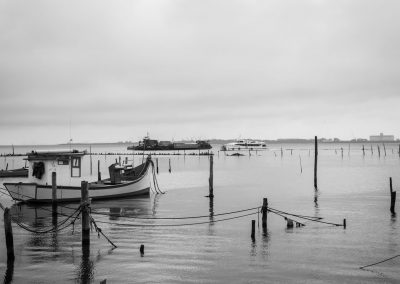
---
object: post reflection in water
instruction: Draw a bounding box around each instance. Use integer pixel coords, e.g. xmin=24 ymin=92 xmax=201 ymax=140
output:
xmin=77 ymin=244 xmax=94 ymax=284
xmin=3 ymin=259 xmax=14 ymax=284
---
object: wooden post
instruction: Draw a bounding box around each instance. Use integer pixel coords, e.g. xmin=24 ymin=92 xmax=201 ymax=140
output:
xmin=208 ymin=155 xmax=214 ymax=198
xmin=341 ymin=147 xmax=343 ymax=158
xmin=6 ymin=163 xmax=8 ymax=170
xmin=390 ymin=177 xmax=396 ymax=214
xmin=52 ymin=172 xmax=57 ymax=217
xmin=168 ymin=158 xmax=171 ymax=173
xmin=343 ymin=218 xmax=346 ymax=229
xmin=287 ymin=218 xmax=294 ymax=228
xmin=251 ymin=220 xmax=255 ymax=239
xmin=262 ymin=198 xmax=268 ymax=228
xmin=140 ymin=244 xmax=144 ymax=256
xmin=156 ymin=158 xmax=159 ymax=174
xmin=281 ymin=147 xmax=283 ymax=157
xmin=314 ymin=136 xmax=318 ymax=190
xmin=371 ymin=145 xmax=373 ymax=155
xmin=118 ymin=156 xmax=121 ymax=165
xmin=4 ymin=208 xmax=15 ymax=262
xmin=362 ymin=145 xmax=365 ymax=156
xmin=383 ymin=144 xmax=386 ymax=156
xmin=89 ymin=145 xmax=92 ymax=175
xmin=378 ymin=145 xmax=381 ymax=158
xmin=97 ymin=160 xmax=101 ymax=181
xmin=81 ymin=181 xmax=90 ymax=246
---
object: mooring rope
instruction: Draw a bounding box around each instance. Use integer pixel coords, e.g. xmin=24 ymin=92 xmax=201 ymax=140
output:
xmin=90 ymin=215 xmax=117 ymax=248
xmin=90 ymin=206 xmax=261 ymax=220
xmin=267 ymin=206 xmax=344 ymax=227
xmin=91 ymin=211 xmax=258 ymax=227
xmin=360 ymin=254 xmax=400 ymax=269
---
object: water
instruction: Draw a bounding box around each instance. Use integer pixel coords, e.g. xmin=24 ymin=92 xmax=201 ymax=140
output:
xmin=1 ymin=143 xmax=399 ymax=283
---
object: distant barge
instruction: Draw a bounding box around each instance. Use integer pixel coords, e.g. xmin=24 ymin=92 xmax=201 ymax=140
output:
xmin=128 ymin=137 xmax=212 ymax=151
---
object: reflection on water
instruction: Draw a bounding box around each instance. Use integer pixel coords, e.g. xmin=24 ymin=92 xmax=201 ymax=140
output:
xmin=1 ymin=143 xmax=400 ymax=282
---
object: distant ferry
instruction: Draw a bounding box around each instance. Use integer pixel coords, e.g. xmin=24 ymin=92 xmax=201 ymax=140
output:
xmin=221 ymin=139 xmax=267 ymax=151
xmin=127 ymin=136 xmax=212 ymax=151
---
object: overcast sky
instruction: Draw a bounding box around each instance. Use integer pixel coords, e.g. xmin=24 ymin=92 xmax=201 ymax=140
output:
xmin=1 ymin=0 xmax=400 ymax=144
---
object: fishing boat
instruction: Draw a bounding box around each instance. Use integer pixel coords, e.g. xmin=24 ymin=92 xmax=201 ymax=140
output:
xmin=221 ymin=139 xmax=267 ymax=151
xmin=3 ymin=150 xmax=152 ymax=203
xmin=128 ymin=135 xmax=212 ymax=151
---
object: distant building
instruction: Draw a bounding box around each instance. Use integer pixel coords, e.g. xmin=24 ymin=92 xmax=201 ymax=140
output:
xmin=369 ymin=133 xmax=395 ymax=142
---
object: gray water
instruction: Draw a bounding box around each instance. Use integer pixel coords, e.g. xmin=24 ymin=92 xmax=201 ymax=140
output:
xmin=0 ymin=143 xmax=399 ymax=283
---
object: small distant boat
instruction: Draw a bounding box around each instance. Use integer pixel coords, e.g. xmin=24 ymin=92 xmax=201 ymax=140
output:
xmin=128 ymin=136 xmax=212 ymax=151
xmin=221 ymin=139 xmax=267 ymax=151
xmin=4 ymin=150 xmax=152 ymax=203
xmin=0 ymin=167 xmax=28 ymax=178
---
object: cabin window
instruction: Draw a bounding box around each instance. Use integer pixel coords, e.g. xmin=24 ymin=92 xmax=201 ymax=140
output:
xmin=71 ymin=157 xmax=81 ymax=177
xmin=58 ymin=159 xmax=69 ymax=165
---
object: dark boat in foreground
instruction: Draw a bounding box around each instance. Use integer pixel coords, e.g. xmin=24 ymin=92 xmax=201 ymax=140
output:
xmin=0 ymin=167 xmax=28 ymax=178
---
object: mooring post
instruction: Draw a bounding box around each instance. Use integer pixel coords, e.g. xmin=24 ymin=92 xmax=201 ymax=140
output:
xmin=262 ymin=198 xmax=268 ymax=228
xmin=81 ymin=181 xmax=90 ymax=247
xmin=140 ymin=244 xmax=144 ymax=256
xmin=314 ymin=136 xmax=318 ymax=190
xmin=378 ymin=145 xmax=381 ymax=158
xmin=390 ymin=177 xmax=396 ymax=214
xmin=343 ymin=218 xmax=346 ymax=229
xmin=208 ymin=155 xmax=214 ymax=198
xmin=371 ymin=145 xmax=373 ymax=155
xmin=52 ymin=172 xmax=57 ymax=217
xmin=168 ymin=158 xmax=171 ymax=173
xmin=251 ymin=220 xmax=255 ymax=239
xmin=4 ymin=208 xmax=15 ymax=262
xmin=97 ymin=160 xmax=101 ymax=181
xmin=362 ymin=145 xmax=365 ymax=156
xmin=156 ymin=158 xmax=159 ymax=174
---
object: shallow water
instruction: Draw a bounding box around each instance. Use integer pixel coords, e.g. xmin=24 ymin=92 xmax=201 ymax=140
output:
xmin=0 ymin=143 xmax=399 ymax=283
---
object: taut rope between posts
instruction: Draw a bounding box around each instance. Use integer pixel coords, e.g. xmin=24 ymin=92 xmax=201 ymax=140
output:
xmin=360 ymin=254 xmax=400 ymax=270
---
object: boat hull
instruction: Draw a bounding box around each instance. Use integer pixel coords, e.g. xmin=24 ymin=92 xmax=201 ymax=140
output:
xmin=4 ymin=164 xmax=151 ymax=203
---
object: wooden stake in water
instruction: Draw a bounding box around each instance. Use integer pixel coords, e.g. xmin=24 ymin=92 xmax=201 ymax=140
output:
xmin=168 ymin=158 xmax=171 ymax=173
xmin=378 ymin=145 xmax=381 ymax=158
xmin=3 ymin=208 xmax=15 ymax=263
xmin=314 ymin=136 xmax=318 ymax=190
xmin=251 ymin=220 xmax=255 ymax=239
xmin=299 ymin=155 xmax=303 ymax=174
xmin=371 ymin=145 xmax=373 ymax=155
xmin=52 ymin=172 xmax=57 ymax=217
xmin=262 ymin=198 xmax=268 ymax=229
xmin=383 ymin=144 xmax=387 ymax=156
xmin=390 ymin=177 xmax=396 ymax=214
xmin=208 ymin=155 xmax=214 ymax=198
xmin=89 ymin=145 xmax=92 ymax=175
xmin=81 ymin=181 xmax=90 ymax=246
xmin=362 ymin=145 xmax=365 ymax=156
xmin=156 ymin=158 xmax=159 ymax=174
xmin=97 ymin=160 xmax=101 ymax=181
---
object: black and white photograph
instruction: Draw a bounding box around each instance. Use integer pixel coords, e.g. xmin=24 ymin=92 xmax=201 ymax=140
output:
xmin=1 ymin=0 xmax=399 ymax=283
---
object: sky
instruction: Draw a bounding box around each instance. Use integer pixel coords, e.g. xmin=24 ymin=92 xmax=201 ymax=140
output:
xmin=1 ymin=0 xmax=400 ymax=144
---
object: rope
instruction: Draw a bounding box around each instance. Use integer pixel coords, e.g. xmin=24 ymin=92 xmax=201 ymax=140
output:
xmin=267 ymin=206 xmax=344 ymax=227
xmin=91 ymin=206 xmax=261 ymax=220
xmin=90 ymin=215 xmax=117 ymax=248
xmin=267 ymin=208 xmax=305 ymax=226
xmin=360 ymin=254 xmax=400 ymax=269
xmin=92 ymin=211 xmax=257 ymax=227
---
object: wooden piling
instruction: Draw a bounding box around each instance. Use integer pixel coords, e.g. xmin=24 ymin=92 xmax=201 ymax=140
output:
xmin=81 ymin=181 xmax=90 ymax=246
xmin=371 ymin=145 xmax=373 ymax=155
xmin=208 ymin=155 xmax=214 ymax=198
xmin=378 ymin=145 xmax=381 ymax=158
xmin=314 ymin=136 xmax=318 ymax=190
xmin=251 ymin=220 xmax=255 ymax=239
xmin=390 ymin=177 xmax=396 ymax=214
xmin=89 ymin=145 xmax=92 ymax=175
xmin=118 ymin=156 xmax=121 ymax=165
xmin=3 ymin=208 xmax=15 ymax=262
xmin=262 ymin=198 xmax=268 ymax=228
xmin=341 ymin=147 xmax=343 ymax=158
xmin=287 ymin=218 xmax=294 ymax=228
xmin=362 ymin=145 xmax=365 ymax=156
xmin=156 ymin=158 xmax=159 ymax=174
xmin=168 ymin=158 xmax=171 ymax=173
xmin=52 ymin=172 xmax=57 ymax=216
xmin=97 ymin=160 xmax=101 ymax=181
xmin=383 ymin=144 xmax=386 ymax=156
xmin=140 ymin=244 xmax=144 ymax=255
xmin=125 ymin=157 xmax=128 ymax=165
xmin=343 ymin=218 xmax=346 ymax=229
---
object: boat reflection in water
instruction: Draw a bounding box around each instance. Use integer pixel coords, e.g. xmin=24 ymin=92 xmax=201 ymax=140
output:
xmin=9 ymin=196 xmax=154 ymax=283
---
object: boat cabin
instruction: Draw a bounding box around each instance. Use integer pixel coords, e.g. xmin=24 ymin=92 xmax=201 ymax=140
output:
xmin=25 ymin=150 xmax=87 ymax=185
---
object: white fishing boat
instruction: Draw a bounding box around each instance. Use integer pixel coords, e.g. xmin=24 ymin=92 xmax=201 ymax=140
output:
xmin=221 ymin=139 xmax=267 ymax=151
xmin=3 ymin=150 xmax=152 ymax=203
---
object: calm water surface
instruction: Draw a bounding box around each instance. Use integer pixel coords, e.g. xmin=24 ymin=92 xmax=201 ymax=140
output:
xmin=0 ymin=143 xmax=399 ymax=283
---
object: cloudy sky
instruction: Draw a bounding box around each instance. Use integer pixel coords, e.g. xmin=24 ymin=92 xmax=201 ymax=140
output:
xmin=1 ymin=0 xmax=400 ymax=144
